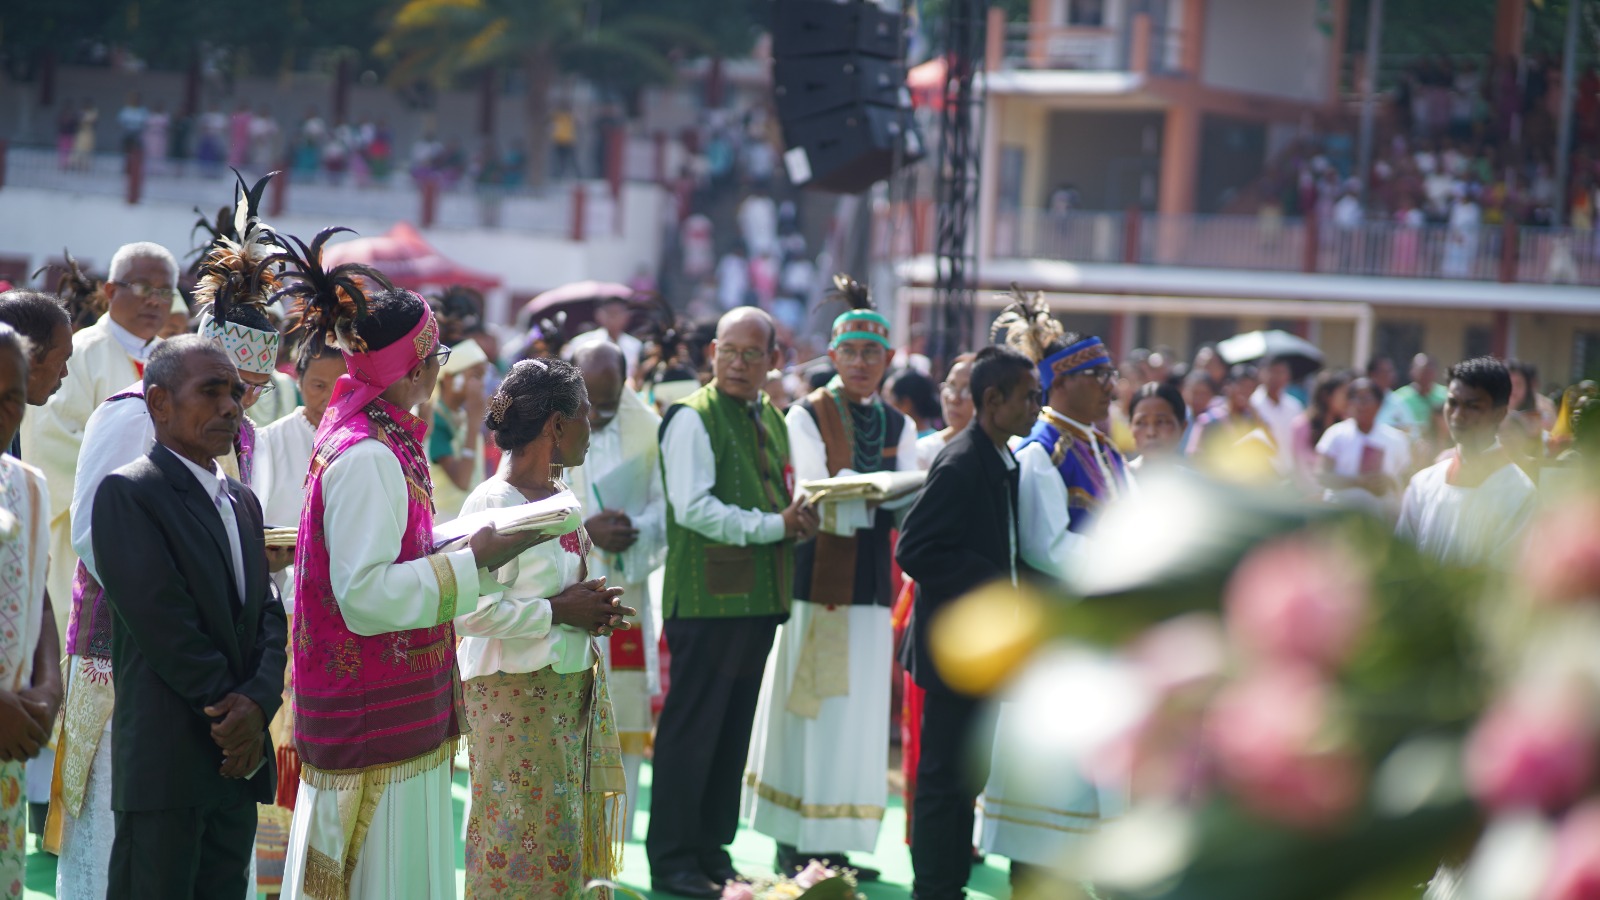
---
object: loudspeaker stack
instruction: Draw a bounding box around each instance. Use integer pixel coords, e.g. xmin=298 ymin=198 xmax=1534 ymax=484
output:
xmin=772 ymin=0 xmax=924 ymax=194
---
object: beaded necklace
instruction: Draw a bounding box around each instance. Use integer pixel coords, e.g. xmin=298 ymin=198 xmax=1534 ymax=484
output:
xmin=368 ymin=401 xmax=435 ymax=511
xmin=832 ymin=386 xmax=886 ymax=472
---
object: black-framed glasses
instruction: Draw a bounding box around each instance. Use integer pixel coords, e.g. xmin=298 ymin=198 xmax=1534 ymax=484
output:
xmin=1076 ymin=366 xmax=1118 ymax=385
xmin=111 ymin=280 xmax=180 ymax=304
xmin=243 ymin=381 xmax=276 ymax=403
xmin=716 ymin=345 xmax=767 ymax=366
xmin=430 ymin=344 xmax=453 ymax=367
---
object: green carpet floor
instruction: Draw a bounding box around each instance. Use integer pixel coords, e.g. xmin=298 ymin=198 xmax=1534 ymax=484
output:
xmin=23 ymin=761 xmax=1013 ymax=898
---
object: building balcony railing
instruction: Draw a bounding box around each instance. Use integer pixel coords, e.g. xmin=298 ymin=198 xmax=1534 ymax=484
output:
xmin=996 ymin=14 xmax=1187 ymax=76
xmin=991 ymin=208 xmax=1600 ymax=287
xmin=0 ymin=135 xmax=684 ymax=238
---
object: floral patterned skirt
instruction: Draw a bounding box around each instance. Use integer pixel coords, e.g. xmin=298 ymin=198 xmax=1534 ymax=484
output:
xmin=0 ymin=759 xmax=23 ymax=897
xmin=464 ymin=668 xmax=605 ymax=900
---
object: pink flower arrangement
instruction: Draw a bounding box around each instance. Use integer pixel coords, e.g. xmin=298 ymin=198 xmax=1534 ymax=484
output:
xmin=1205 ymin=666 xmax=1363 ymax=829
xmin=1224 ymin=536 xmax=1369 ymax=672
xmin=720 ymin=882 xmax=757 ymax=900
xmin=794 ymin=860 xmax=835 ymax=889
xmin=1466 ymin=688 xmax=1598 ymax=814
xmin=1520 ymin=501 xmax=1600 ymax=606
xmin=1540 ymin=799 xmax=1600 ymax=900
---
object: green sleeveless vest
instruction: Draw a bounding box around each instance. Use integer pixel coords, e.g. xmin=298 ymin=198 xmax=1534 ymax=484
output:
xmin=660 ymin=383 xmax=793 ymax=620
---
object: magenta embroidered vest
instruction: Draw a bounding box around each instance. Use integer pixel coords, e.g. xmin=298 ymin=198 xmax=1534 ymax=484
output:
xmin=291 ymin=397 xmax=463 ymax=783
xmin=66 ymin=390 xmax=256 ymax=659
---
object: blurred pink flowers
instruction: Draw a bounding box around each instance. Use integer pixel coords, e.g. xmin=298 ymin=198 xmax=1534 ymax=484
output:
xmin=720 ymin=883 xmax=757 ymax=900
xmin=1521 ymin=501 xmax=1600 ymax=606
xmin=1205 ymin=666 xmax=1363 ymax=829
xmin=1224 ymin=536 xmax=1369 ymax=672
xmin=1467 ymin=688 xmax=1598 ymax=814
xmin=1540 ymin=799 xmax=1600 ymax=900
xmin=793 ymin=860 xmax=835 ymax=889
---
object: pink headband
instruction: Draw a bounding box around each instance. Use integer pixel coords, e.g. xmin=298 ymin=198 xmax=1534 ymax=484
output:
xmin=315 ymin=301 xmax=440 ymax=442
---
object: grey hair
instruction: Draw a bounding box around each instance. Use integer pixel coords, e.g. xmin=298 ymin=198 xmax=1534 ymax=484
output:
xmin=108 ymin=241 xmax=179 ymax=284
xmin=0 ymin=323 xmax=34 ymax=374
xmin=143 ymin=333 xmax=228 ymax=394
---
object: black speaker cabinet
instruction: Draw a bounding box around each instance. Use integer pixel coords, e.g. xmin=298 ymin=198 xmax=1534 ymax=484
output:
xmin=779 ymin=102 xmax=924 ymax=194
xmin=774 ymin=54 xmax=907 ymax=121
xmin=771 ymin=0 xmax=902 ymax=59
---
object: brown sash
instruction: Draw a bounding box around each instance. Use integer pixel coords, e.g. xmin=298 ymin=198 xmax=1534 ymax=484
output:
xmin=806 ymin=389 xmax=859 ymax=602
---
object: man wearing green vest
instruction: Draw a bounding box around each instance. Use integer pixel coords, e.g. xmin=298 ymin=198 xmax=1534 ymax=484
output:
xmin=648 ymin=307 xmax=819 ymax=899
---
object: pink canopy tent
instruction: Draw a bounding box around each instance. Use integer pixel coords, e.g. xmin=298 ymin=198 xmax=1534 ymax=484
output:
xmin=907 ymin=57 xmax=947 ymax=112
xmin=320 ymin=222 xmax=502 ymax=291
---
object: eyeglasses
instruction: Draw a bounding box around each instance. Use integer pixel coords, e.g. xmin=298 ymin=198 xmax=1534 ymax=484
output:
xmin=941 ymin=384 xmax=971 ymax=401
xmin=716 ymin=345 xmax=768 ymax=367
xmin=429 ymin=344 xmax=453 ymax=367
xmin=1075 ymin=366 xmax=1118 ymax=386
xmin=112 ymin=281 xmax=180 ymax=304
xmin=243 ymin=381 xmax=277 ymax=403
xmin=834 ymin=345 xmax=886 ymax=365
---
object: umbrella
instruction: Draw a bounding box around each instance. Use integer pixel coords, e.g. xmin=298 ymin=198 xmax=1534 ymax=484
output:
xmin=1217 ymin=329 xmax=1325 ymax=380
xmin=320 ymin=222 xmax=502 ymax=291
xmin=520 ymin=281 xmax=645 ymax=334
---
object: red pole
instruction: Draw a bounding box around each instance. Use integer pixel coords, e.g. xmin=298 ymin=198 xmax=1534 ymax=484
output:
xmin=1491 ymin=310 xmax=1510 ymax=358
xmin=1302 ymin=212 xmax=1319 ymax=273
xmin=570 ymin=183 xmax=586 ymax=241
xmin=269 ymin=163 xmax=288 ymax=217
xmin=420 ymin=179 xmax=438 ymax=228
xmin=1498 ymin=218 xmax=1518 ymax=283
xmin=607 ymin=127 xmax=624 ymax=236
xmin=126 ymin=144 xmax=144 ymax=205
xmin=1122 ymin=206 xmax=1142 ymax=264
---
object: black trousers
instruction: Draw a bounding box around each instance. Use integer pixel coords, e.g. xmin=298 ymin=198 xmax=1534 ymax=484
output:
xmin=108 ymin=785 xmax=256 ymax=900
xmin=646 ymin=615 xmax=779 ymax=878
xmin=910 ymin=685 xmax=994 ymax=900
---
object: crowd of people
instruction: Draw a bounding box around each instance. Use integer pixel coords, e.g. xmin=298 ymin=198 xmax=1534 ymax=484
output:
xmin=0 ymin=158 xmax=1591 ymax=900
xmin=52 ymin=92 xmax=606 ymax=191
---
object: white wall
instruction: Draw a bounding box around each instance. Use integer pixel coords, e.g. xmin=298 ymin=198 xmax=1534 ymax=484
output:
xmin=1200 ymin=0 xmax=1332 ymax=104
xmin=0 ymin=183 xmax=664 ymax=325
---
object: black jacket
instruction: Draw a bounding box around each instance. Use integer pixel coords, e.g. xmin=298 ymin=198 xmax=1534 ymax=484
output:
xmin=93 ymin=444 xmax=286 ymax=811
xmin=894 ymin=424 xmax=1022 ymax=694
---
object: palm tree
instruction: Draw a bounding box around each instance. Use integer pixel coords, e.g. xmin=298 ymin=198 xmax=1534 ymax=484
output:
xmin=378 ymin=0 xmax=715 ymax=188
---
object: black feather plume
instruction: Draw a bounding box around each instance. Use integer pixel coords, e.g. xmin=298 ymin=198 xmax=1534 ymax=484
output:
xmin=270 ymin=226 xmax=391 ymax=353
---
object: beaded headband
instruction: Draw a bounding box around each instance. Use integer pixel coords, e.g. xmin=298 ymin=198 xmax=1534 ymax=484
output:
xmin=1039 ymin=336 xmax=1111 ymax=393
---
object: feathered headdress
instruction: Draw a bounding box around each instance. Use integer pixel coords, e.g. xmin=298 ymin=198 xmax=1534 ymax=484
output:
xmin=270 ymin=226 xmax=392 ymax=354
xmin=642 ymin=294 xmax=687 ymax=384
xmin=193 ymin=170 xmax=282 ymax=324
xmin=827 ymin=273 xmax=890 ymax=349
xmin=34 ymin=250 xmax=105 ymax=330
xmin=992 ymin=284 xmax=1110 ymax=394
xmin=990 ymin=284 xmax=1062 ymax=364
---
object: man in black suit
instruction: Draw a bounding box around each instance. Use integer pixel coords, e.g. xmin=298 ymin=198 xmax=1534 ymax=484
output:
xmin=92 ymin=335 xmax=287 ymax=898
xmin=896 ymin=345 xmax=1040 ymax=900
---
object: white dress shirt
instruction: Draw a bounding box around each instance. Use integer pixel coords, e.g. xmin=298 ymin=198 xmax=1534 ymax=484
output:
xmin=660 ymin=405 xmax=786 ymax=546
xmin=454 ymin=479 xmax=595 ymax=680
xmin=1250 ymin=385 xmax=1305 ymax=474
xmin=163 ymin=445 xmax=246 ymax=602
xmin=319 ymin=440 xmax=483 ymax=637
xmin=785 ymin=396 xmax=920 ymax=535
xmin=104 ymin=317 xmax=158 ymax=363
xmin=71 ymin=384 xmax=153 ymax=584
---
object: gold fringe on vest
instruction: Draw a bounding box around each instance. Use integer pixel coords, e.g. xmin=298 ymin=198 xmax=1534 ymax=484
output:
xmin=298 ymin=736 xmax=460 ymax=792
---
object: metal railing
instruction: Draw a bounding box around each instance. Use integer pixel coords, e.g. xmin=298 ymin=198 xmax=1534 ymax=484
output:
xmin=0 ymin=142 xmax=655 ymax=239
xmin=998 ymin=15 xmax=1186 ymax=75
xmin=993 ymin=208 xmax=1600 ymax=286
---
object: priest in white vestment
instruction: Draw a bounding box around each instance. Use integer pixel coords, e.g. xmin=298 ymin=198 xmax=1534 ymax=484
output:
xmin=21 ymin=242 xmax=174 ymax=636
xmin=565 ymin=342 xmax=667 ymax=840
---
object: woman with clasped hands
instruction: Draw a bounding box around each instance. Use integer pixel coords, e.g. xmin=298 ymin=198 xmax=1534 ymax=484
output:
xmin=454 ymin=358 xmax=638 ymax=899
